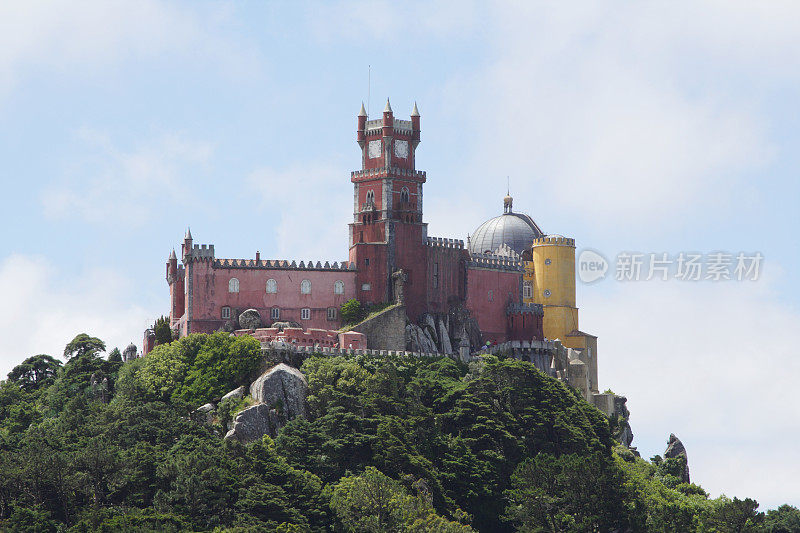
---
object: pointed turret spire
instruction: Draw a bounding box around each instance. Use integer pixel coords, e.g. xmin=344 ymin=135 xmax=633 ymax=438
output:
xmin=358 ymin=101 xmax=367 ymax=117
xmin=411 ymin=101 xmax=420 ymax=117
xmin=185 ymin=227 xmax=192 ymax=240
xmin=384 ymin=98 xmax=392 ymax=113
xmin=169 ymin=249 xmax=177 ymax=260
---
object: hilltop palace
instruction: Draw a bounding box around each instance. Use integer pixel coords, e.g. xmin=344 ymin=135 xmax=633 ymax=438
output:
xmin=144 ymin=99 xmax=623 ymax=417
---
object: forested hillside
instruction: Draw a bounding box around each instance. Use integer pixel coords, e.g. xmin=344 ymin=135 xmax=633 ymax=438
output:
xmin=1 ymin=333 xmax=798 ymax=532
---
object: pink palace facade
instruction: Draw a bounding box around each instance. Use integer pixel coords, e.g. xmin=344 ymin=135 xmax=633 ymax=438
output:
xmin=152 ymin=99 xmax=544 ymax=353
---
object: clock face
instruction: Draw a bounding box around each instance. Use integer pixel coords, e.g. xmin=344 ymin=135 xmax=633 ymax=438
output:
xmin=394 ymin=140 xmax=409 ymax=159
xmin=368 ymin=140 xmax=381 ymax=159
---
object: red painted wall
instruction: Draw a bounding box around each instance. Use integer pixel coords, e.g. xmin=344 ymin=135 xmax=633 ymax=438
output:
xmin=186 ymin=260 xmax=357 ymax=334
xmin=465 ymin=267 xmax=521 ymax=343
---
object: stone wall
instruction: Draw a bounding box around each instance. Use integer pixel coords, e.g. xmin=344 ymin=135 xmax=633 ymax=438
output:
xmin=350 ymin=304 xmax=407 ymax=351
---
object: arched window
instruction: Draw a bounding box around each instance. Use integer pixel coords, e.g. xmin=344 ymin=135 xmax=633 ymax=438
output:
xmin=266 ymin=278 xmax=278 ymax=293
xmin=300 ymin=279 xmax=311 ymax=294
xmin=228 ymin=278 xmax=239 ymax=293
xmin=400 ymin=186 xmax=410 ymax=203
xmin=333 ymin=280 xmax=345 ymax=295
xmin=523 ymin=281 xmax=533 ymax=300
xmin=366 ymin=189 xmax=375 ymax=206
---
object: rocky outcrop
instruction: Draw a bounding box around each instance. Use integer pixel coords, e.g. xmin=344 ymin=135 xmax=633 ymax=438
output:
xmin=224 ymin=363 xmax=308 ymax=444
xmin=221 ymin=386 xmax=246 ymax=402
xmin=438 ymin=317 xmax=453 ymax=354
xmin=406 ymin=324 xmax=437 ymax=353
xmin=194 ymin=402 xmax=216 ymax=425
xmin=238 ymin=308 xmax=263 ymax=330
xmin=665 ymin=433 xmax=690 ymax=483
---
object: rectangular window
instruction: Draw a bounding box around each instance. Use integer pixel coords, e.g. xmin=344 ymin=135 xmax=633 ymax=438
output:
xmin=327 ymin=307 xmax=337 ymax=320
xmin=221 ymin=306 xmax=231 ymax=319
xmin=365 ymin=258 xmax=370 ymax=267
xmin=301 ymin=308 xmax=311 ymax=320
xmin=271 ymin=307 xmax=280 ymax=320
xmin=523 ymin=282 xmax=533 ymax=299
xmin=488 ymin=290 xmax=493 ymax=302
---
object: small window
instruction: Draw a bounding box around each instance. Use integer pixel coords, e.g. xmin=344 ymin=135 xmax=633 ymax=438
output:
xmin=327 ymin=307 xmax=337 ymax=320
xmin=271 ymin=307 xmax=280 ymax=320
xmin=544 ymin=289 xmax=552 ymax=298
xmin=545 ymin=258 xmax=552 ymax=265
xmin=266 ymin=278 xmax=278 ymax=293
xmin=228 ymin=278 xmax=239 ymax=293
xmin=365 ymin=258 xmax=370 ymax=267
xmin=366 ymin=189 xmax=375 ymax=206
xmin=400 ymin=186 xmax=410 ymax=203
xmin=301 ymin=308 xmax=311 ymax=320
xmin=433 ymin=262 xmax=439 ymax=289
xmin=523 ymin=281 xmax=533 ymax=299
xmin=488 ymin=290 xmax=493 ymax=302
xmin=334 ymin=280 xmax=345 ymax=295
xmin=362 ymin=283 xmax=371 ymax=291
xmin=221 ymin=306 xmax=231 ymax=319
xmin=300 ymin=279 xmax=311 ymax=294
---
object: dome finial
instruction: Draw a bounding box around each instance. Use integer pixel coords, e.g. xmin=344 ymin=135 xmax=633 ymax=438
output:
xmin=504 ymin=177 xmax=513 ymax=213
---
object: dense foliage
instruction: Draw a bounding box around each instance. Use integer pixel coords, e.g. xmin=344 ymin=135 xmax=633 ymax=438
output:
xmin=1 ymin=332 xmax=797 ymax=532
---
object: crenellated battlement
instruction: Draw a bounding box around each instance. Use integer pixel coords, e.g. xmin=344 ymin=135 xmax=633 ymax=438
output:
xmin=507 ymin=302 xmax=544 ymax=316
xmin=425 ymin=236 xmax=464 ymax=250
xmin=364 ymin=118 xmax=413 ymax=136
xmin=532 ymin=235 xmax=575 ymax=247
xmin=186 ymin=244 xmax=215 ymax=261
xmin=351 ymin=167 xmax=426 ymax=183
xmin=213 ymin=258 xmax=357 ymax=271
xmin=467 ymin=254 xmax=523 ymax=272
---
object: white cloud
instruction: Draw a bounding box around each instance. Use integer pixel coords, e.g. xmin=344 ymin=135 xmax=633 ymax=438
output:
xmin=41 ymin=131 xmax=214 ymax=226
xmin=0 ymin=254 xmax=155 ymax=378
xmin=0 ymin=1 xmax=257 ymax=103
xmin=438 ymin=2 xmax=796 ymax=229
xmin=247 ymin=163 xmax=353 ymax=263
xmin=580 ymin=272 xmax=800 ymax=508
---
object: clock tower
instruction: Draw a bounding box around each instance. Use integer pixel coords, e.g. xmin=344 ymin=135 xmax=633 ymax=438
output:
xmin=349 ymin=99 xmax=428 ymax=317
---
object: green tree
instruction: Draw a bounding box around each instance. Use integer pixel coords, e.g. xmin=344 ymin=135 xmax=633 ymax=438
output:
xmin=7 ymin=354 xmax=62 ymax=391
xmin=63 ymin=333 xmax=106 ymax=360
xmin=763 ymin=504 xmax=800 ymax=532
xmin=702 ymin=496 xmax=764 ymax=532
xmin=153 ymin=315 xmax=174 ymax=346
xmin=340 ymin=299 xmax=363 ymax=325
xmin=107 ymin=347 xmax=122 ymax=363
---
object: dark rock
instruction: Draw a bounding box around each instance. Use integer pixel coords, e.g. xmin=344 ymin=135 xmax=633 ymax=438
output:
xmin=221 ymin=386 xmax=246 ymax=402
xmin=194 ymin=402 xmax=216 ymax=425
xmin=270 ymin=321 xmax=301 ymax=331
xmin=664 ymin=433 xmax=690 ymax=483
xmin=225 ymin=364 xmax=309 ymax=444
xmin=238 ymin=309 xmax=263 ymax=330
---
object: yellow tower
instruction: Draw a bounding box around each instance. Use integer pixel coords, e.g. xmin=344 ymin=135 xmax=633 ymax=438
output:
xmin=529 ymin=235 xmax=598 ymax=393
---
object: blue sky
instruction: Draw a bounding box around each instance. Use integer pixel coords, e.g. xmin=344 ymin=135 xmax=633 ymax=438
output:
xmin=1 ymin=1 xmax=798 ymax=509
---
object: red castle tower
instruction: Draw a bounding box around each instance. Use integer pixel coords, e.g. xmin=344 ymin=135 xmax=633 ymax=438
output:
xmin=349 ymin=99 xmax=429 ymax=319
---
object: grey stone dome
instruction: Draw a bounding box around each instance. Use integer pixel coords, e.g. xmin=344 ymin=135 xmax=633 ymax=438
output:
xmin=468 ymin=197 xmax=544 ymax=256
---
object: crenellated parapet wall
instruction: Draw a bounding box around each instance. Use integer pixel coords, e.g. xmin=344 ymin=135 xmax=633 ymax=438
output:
xmin=532 ymin=235 xmax=575 ymax=247
xmin=351 ymin=167 xmax=426 ymax=182
xmin=467 ymin=254 xmax=523 ymax=272
xmin=214 ymin=258 xmax=356 ymax=271
xmin=425 ymin=236 xmax=465 ymax=250
xmin=186 ymin=244 xmax=215 ymax=262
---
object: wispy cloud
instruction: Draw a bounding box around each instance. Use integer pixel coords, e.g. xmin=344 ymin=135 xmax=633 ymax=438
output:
xmin=41 ymin=130 xmax=214 ymax=226
xmin=0 ymin=254 xmax=155 ymax=377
